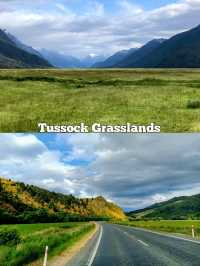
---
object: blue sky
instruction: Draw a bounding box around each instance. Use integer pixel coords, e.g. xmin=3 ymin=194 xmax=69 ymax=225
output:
xmin=0 ymin=0 xmax=200 ymax=57
xmin=10 ymin=0 xmax=175 ymax=12
xmin=51 ymin=0 xmax=175 ymax=12
xmin=1 ymin=134 xmax=200 ymax=210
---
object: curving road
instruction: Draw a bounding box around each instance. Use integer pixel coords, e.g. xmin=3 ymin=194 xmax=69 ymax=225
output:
xmin=66 ymin=223 xmax=200 ymax=266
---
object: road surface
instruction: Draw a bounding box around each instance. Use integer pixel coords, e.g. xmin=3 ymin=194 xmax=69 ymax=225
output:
xmin=66 ymin=223 xmax=200 ymax=266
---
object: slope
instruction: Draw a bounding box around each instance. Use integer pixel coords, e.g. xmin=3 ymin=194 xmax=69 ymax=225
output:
xmin=115 ymin=39 xmax=166 ymax=68
xmin=93 ymin=48 xmax=137 ymax=68
xmin=0 ymin=177 xmax=126 ymax=223
xmin=0 ymin=29 xmax=51 ymax=68
xmin=40 ymin=49 xmax=83 ymax=68
xmin=128 ymin=194 xmax=200 ymax=220
xmin=125 ymin=25 xmax=200 ymax=68
xmin=6 ymin=31 xmax=43 ymax=58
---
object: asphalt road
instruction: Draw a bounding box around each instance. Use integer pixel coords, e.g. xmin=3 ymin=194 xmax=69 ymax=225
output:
xmin=66 ymin=223 xmax=200 ymax=266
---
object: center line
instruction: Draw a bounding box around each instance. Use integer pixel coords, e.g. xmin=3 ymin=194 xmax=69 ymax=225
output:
xmin=115 ymin=226 xmax=149 ymax=247
xmin=137 ymin=239 xmax=149 ymax=247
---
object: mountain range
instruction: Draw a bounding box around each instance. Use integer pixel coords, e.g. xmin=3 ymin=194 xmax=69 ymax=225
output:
xmin=115 ymin=39 xmax=166 ymax=68
xmin=93 ymin=39 xmax=166 ymax=68
xmin=93 ymin=24 xmax=200 ymax=68
xmin=82 ymin=54 xmax=107 ymax=67
xmin=40 ymin=49 xmax=83 ymax=68
xmin=0 ymin=29 xmax=105 ymax=68
xmin=0 ymin=177 xmax=126 ymax=224
xmin=128 ymin=193 xmax=200 ymax=220
xmin=1 ymin=24 xmax=200 ymax=68
xmin=92 ymin=48 xmax=138 ymax=68
xmin=6 ymin=31 xmax=43 ymax=58
xmin=40 ymin=49 xmax=107 ymax=68
xmin=0 ymin=29 xmax=51 ymax=68
xmin=130 ymin=24 xmax=200 ymax=68
xmin=1 ymin=176 xmax=200 ymax=223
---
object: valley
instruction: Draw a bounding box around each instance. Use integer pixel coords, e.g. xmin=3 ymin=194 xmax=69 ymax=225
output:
xmin=1 ymin=177 xmax=200 ymax=265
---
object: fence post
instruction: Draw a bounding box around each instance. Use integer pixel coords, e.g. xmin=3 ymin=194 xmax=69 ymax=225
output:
xmin=43 ymin=246 xmax=48 ymax=266
xmin=192 ymin=225 xmax=195 ymax=239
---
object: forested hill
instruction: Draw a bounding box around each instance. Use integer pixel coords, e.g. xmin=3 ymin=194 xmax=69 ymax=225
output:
xmin=0 ymin=177 xmax=126 ymax=224
xmin=127 ymin=194 xmax=200 ymax=220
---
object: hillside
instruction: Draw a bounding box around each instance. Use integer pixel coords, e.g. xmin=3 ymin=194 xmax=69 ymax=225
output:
xmin=128 ymin=194 xmax=200 ymax=220
xmin=0 ymin=177 xmax=126 ymax=223
xmin=115 ymin=39 xmax=166 ymax=68
xmin=6 ymin=31 xmax=43 ymax=58
xmin=119 ymin=25 xmax=200 ymax=68
xmin=0 ymin=29 xmax=51 ymax=68
xmin=82 ymin=54 xmax=107 ymax=67
xmin=93 ymin=48 xmax=137 ymax=68
xmin=40 ymin=49 xmax=83 ymax=68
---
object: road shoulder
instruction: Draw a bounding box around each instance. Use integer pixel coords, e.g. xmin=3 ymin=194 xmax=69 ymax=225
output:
xmin=48 ymin=222 xmax=99 ymax=266
xmin=115 ymin=223 xmax=200 ymax=244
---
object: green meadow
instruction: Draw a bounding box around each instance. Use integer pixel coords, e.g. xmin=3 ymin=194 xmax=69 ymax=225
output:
xmin=0 ymin=222 xmax=94 ymax=266
xmin=1 ymin=69 xmax=200 ymax=132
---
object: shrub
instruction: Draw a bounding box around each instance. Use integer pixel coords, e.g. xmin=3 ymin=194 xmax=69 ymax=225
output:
xmin=187 ymin=100 xmax=200 ymax=109
xmin=1 ymin=224 xmax=94 ymax=266
xmin=0 ymin=229 xmax=21 ymax=246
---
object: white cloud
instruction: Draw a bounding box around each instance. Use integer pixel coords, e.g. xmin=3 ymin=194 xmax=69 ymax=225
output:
xmin=0 ymin=134 xmax=82 ymax=194
xmin=42 ymin=178 xmax=55 ymax=184
xmin=119 ymin=0 xmax=144 ymax=15
xmin=0 ymin=0 xmax=200 ymax=56
xmin=59 ymin=134 xmax=200 ymax=209
xmin=1 ymin=134 xmax=200 ymax=210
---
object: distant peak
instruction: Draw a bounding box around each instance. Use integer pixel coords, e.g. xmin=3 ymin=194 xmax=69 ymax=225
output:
xmin=151 ymin=38 xmax=166 ymax=43
xmin=95 ymin=196 xmax=106 ymax=201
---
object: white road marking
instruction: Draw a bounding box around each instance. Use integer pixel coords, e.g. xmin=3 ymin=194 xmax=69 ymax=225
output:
xmin=137 ymin=239 xmax=149 ymax=247
xmin=118 ymin=224 xmax=200 ymax=245
xmin=87 ymin=225 xmax=103 ymax=266
xmin=115 ymin=226 xmax=149 ymax=247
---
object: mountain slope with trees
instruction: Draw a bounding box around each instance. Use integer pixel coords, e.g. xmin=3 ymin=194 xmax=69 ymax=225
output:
xmin=128 ymin=194 xmax=200 ymax=220
xmin=0 ymin=177 xmax=126 ymax=224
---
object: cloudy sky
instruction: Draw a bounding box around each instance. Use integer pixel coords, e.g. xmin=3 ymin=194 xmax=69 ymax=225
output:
xmin=1 ymin=134 xmax=200 ymax=211
xmin=0 ymin=0 xmax=200 ymax=57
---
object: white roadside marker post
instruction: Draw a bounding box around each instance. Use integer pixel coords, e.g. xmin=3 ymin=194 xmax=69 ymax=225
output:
xmin=43 ymin=246 xmax=48 ymax=266
xmin=192 ymin=225 xmax=195 ymax=239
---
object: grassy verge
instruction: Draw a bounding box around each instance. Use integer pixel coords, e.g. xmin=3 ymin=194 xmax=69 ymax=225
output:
xmin=114 ymin=220 xmax=200 ymax=238
xmin=0 ymin=222 xmax=94 ymax=266
xmin=1 ymin=69 xmax=200 ymax=132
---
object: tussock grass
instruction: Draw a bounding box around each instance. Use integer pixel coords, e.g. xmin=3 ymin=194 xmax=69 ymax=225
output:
xmin=187 ymin=100 xmax=200 ymax=109
xmin=0 ymin=69 xmax=200 ymax=132
xmin=0 ymin=222 xmax=94 ymax=266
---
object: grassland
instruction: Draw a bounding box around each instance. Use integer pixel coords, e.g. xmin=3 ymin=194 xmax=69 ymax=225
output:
xmin=115 ymin=220 xmax=200 ymax=238
xmin=0 ymin=222 xmax=94 ymax=266
xmin=1 ymin=68 xmax=200 ymax=132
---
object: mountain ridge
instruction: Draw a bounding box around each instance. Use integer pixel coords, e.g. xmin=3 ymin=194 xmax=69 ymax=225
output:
xmin=127 ymin=193 xmax=200 ymax=220
xmin=40 ymin=49 xmax=83 ymax=68
xmin=0 ymin=177 xmax=126 ymax=223
xmin=93 ymin=48 xmax=138 ymax=68
xmin=0 ymin=29 xmax=51 ymax=68
xmin=117 ymin=25 xmax=200 ymax=68
xmin=6 ymin=31 xmax=43 ymax=58
xmin=115 ymin=39 xmax=166 ymax=68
